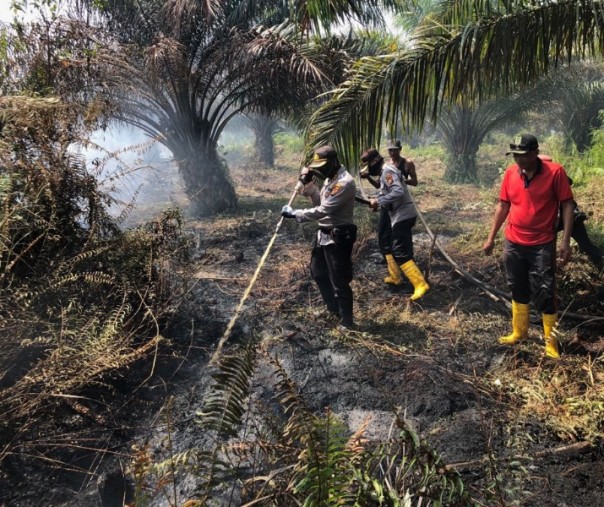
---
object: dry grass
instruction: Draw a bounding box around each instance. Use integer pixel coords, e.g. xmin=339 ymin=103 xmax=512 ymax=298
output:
xmin=489 ymin=350 xmax=604 ymax=442
xmin=0 ymin=95 xmax=195 ymax=478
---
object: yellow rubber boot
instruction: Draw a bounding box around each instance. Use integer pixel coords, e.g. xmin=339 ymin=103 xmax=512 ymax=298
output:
xmin=401 ymin=260 xmax=430 ymax=300
xmin=542 ymin=313 xmax=560 ymax=359
xmin=384 ymin=254 xmax=403 ymax=286
xmin=499 ymin=301 xmax=530 ymax=345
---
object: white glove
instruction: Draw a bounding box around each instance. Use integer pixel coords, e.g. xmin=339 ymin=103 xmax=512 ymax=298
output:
xmin=281 ymin=205 xmax=295 ymax=219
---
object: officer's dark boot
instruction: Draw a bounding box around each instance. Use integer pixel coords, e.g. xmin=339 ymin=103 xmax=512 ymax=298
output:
xmin=338 ymin=297 xmax=354 ymax=329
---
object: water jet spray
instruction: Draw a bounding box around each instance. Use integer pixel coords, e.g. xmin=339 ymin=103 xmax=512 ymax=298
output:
xmin=209 ymin=179 xmax=305 ymax=364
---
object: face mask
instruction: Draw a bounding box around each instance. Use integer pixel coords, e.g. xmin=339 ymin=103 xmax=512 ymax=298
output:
xmin=310 ymin=167 xmax=328 ymax=179
xmin=312 ymin=160 xmax=338 ymax=179
xmin=368 ymin=159 xmax=382 ymax=177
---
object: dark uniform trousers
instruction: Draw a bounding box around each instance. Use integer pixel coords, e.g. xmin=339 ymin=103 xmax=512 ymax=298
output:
xmin=504 ymin=239 xmax=557 ymax=314
xmin=378 ymin=207 xmax=392 ymax=256
xmin=559 ymin=214 xmax=603 ymax=269
xmin=378 ymin=212 xmax=416 ymax=267
xmin=391 ymin=217 xmax=416 ymax=265
xmin=310 ymin=225 xmax=356 ymax=326
xmin=378 ymin=160 xmax=410 ymax=258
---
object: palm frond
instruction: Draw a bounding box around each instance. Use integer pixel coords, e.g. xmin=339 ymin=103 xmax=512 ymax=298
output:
xmin=536 ymin=61 xmax=604 ymax=150
xmin=306 ymin=52 xmax=397 ymax=168
xmin=308 ymin=0 xmax=604 ymax=166
xmin=300 ymin=0 xmax=410 ymax=33
xmin=162 ymin=0 xmax=222 ymax=27
xmin=426 ymin=0 xmax=499 ymax=26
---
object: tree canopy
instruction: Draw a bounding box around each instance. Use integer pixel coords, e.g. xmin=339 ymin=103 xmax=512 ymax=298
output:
xmin=74 ymin=0 xmax=406 ymax=214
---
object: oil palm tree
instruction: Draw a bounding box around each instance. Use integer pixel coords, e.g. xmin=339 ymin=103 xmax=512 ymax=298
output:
xmin=83 ymin=0 xmax=402 ymax=215
xmin=243 ymin=29 xmax=400 ymax=169
xmin=244 ymin=113 xmax=280 ymax=168
xmin=436 ymin=86 xmax=549 ymax=183
xmin=543 ymin=62 xmax=604 ymax=152
xmin=103 ymin=16 xmax=330 ymax=215
xmin=436 ymin=101 xmax=518 ymax=183
xmin=437 ymin=62 xmax=604 ymax=183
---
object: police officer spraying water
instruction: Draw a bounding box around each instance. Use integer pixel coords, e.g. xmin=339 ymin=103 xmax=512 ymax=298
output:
xmin=281 ymin=146 xmax=357 ymax=329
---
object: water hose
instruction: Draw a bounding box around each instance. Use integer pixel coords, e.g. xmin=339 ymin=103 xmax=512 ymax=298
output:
xmin=210 ymin=180 xmax=305 ymax=364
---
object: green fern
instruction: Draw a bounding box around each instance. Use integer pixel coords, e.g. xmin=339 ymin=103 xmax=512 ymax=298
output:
xmin=197 ymin=345 xmax=258 ymax=437
xmin=267 ymin=357 xmax=362 ymax=506
xmin=358 ymin=421 xmax=472 ymax=506
xmin=292 ymin=409 xmax=359 ymax=507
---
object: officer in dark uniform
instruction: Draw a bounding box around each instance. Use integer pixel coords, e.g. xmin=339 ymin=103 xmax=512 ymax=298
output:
xmin=539 ymin=155 xmax=603 ymax=270
xmin=558 ymin=188 xmax=603 ymax=270
xmin=282 ymin=146 xmax=357 ymax=328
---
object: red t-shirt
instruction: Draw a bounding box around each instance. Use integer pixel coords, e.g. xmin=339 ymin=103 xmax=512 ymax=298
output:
xmin=500 ymin=160 xmax=573 ymax=245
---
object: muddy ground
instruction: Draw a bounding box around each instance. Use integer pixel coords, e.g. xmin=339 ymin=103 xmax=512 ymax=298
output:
xmin=1 ymin=156 xmax=603 ymax=506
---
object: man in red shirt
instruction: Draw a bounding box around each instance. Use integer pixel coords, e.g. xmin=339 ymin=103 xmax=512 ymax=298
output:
xmin=483 ymin=134 xmax=574 ymax=359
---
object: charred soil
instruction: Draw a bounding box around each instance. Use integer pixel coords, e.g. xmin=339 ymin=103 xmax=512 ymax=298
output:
xmin=2 ymin=158 xmax=604 ymax=506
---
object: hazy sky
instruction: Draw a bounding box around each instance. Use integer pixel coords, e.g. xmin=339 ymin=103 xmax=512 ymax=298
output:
xmin=0 ymin=3 xmax=32 ymax=23
xmin=0 ymin=4 xmax=11 ymax=22
xmin=0 ymin=2 xmax=55 ymax=23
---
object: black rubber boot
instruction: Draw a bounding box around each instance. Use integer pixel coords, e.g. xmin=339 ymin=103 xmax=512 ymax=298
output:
xmin=338 ymin=297 xmax=354 ymax=329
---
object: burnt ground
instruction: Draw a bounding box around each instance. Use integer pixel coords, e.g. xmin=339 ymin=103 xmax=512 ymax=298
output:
xmin=1 ymin=158 xmax=604 ymax=506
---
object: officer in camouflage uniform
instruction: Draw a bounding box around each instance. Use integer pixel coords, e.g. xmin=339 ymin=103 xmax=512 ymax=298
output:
xmin=539 ymin=155 xmax=603 ymax=271
xmin=361 ymin=148 xmax=429 ymax=300
xmin=282 ymin=146 xmax=357 ymax=328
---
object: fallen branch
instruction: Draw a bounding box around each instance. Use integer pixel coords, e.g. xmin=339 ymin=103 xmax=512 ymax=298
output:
xmin=411 ymin=192 xmax=509 ymax=305
xmin=194 ymin=275 xmax=248 ymax=281
xmin=445 ymin=441 xmax=594 ymax=471
xmin=410 ymin=192 xmax=604 ymax=322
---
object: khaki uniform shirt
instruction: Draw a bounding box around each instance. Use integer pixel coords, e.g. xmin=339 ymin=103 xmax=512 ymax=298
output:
xmin=377 ymin=162 xmax=416 ymax=225
xmin=294 ymin=167 xmax=356 ymax=245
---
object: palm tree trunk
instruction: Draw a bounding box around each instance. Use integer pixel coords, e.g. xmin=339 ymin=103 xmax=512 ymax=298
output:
xmin=440 ymin=106 xmax=479 ymax=183
xmin=247 ymin=115 xmax=278 ymax=168
xmin=444 ymin=152 xmax=478 ymax=183
xmin=253 ymin=126 xmax=275 ymax=168
xmin=174 ymin=147 xmax=237 ymax=216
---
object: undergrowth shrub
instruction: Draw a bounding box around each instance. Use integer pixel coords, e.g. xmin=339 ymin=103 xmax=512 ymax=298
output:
xmin=0 ymin=95 xmax=192 ymax=466
xmin=274 ymin=130 xmax=304 ymax=157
